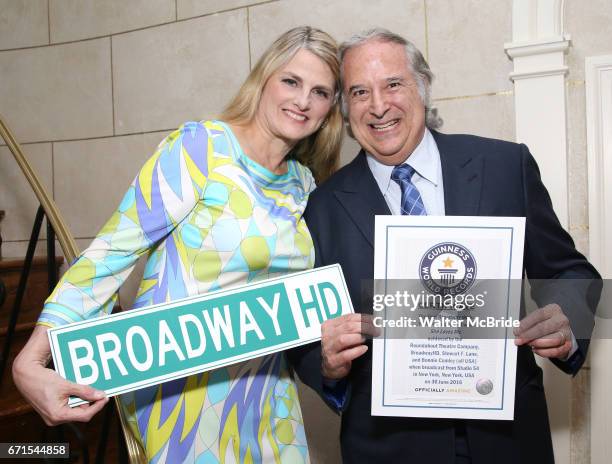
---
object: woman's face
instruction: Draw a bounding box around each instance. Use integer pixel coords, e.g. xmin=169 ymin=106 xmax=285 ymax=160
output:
xmin=256 ymin=48 xmax=336 ymax=145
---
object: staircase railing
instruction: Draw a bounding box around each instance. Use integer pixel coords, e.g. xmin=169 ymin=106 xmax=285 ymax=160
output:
xmin=0 ymin=115 xmax=146 ymax=464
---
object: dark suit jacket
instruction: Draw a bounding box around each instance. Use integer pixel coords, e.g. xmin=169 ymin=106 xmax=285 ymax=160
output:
xmin=288 ymin=131 xmax=600 ymax=464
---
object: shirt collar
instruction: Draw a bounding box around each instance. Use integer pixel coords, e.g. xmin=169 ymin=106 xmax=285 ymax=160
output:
xmin=366 ymin=128 xmax=440 ymax=194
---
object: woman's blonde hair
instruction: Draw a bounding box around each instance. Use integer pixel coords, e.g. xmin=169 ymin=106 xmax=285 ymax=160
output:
xmin=220 ymin=26 xmax=343 ymax=184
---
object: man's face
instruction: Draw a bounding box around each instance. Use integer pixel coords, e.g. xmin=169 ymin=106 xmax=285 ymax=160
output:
xmin=342 ymin=40 xmax=426 ymax=166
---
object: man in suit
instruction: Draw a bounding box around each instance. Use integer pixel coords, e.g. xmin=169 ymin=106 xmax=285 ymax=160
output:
xmin=288 ymin=29 xmax=600 ymax=463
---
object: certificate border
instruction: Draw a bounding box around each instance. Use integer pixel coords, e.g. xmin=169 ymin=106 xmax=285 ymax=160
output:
xmin=381 ymin=225 xmax=514 ymax=411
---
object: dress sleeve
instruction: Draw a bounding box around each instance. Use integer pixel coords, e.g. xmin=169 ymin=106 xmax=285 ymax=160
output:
xmin=38 ymin=121 xmax=210 ymax=328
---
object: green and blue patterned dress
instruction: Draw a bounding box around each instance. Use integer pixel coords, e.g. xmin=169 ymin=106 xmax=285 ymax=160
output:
xmin=38 ymin=120 xmax=315 ymax=464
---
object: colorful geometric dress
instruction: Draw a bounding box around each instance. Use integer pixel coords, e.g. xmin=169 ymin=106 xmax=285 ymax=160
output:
xmin=38 ymin=120 xmax=315 ymax=464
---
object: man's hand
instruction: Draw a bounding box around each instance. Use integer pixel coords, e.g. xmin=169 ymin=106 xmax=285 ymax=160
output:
xmin=514 ymin=303 xmax=573 ymax=360
xmin=321 ymin=313 xmax=380 ymax=380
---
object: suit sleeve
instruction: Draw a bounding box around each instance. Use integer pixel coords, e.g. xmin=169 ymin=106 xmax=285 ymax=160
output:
xmin=520 ymin=144 xmax=601 ymax=374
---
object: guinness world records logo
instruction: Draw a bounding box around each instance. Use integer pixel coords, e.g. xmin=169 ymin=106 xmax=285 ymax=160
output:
xmin=419 ymin=242 xmax=477 ymax=295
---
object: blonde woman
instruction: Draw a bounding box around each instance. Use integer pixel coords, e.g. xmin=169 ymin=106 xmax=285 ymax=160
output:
xmin=13 ymin=26 xmax=343 ymax=464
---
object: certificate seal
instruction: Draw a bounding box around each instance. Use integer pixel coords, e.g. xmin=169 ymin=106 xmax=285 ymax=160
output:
xmin=476 ymin=378 xmax=494 ymax=395
xmin=419 ymin=242 xmax=477 ymax=295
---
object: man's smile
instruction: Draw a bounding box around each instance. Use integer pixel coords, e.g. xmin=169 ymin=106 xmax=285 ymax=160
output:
xmin=368 ymin=119 xmax=400 ymax=132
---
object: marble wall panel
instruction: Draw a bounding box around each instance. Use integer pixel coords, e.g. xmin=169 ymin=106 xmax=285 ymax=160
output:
xmin=249 ymin=0 xmax=426 ymax=64
xmin=177 ymin=0 xmax=271 ymax=19
xmin=434 ymin=93 xmax=515 ymax=142
xmin=566 ymin=0 xmax=612 ymax=80
xmin=0 ymin=0 xmax=48 ymax=50
xmin=566 ymin=83 xmax=589 ymax=232
xmin=53 ymin=131 xmax=171 ymax=238
xmin=570 ymin=368 xmax=590 ymax=464
xmin=339 ymin=133 xmax=362 ymax=168
xmin=112 ymin=10 xmax=249 ymax=134
xmin=0 ymin=39 xmax=113 ymax=143
xmin=0 ymin=143 xmax=52 ymax=242
xmin=49 ymin=0 xmax=175 ymax=43
xmin=426 ymin=0 xmax=513 ymax=98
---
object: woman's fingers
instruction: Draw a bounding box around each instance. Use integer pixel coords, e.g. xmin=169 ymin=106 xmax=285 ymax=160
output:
xmin=65 ymin=382 xmax=106 ymax=403
xmin=16 ymin=360 xmax=106 ymax=425
xmin=68 ymin=397 xmax=110 ymax=423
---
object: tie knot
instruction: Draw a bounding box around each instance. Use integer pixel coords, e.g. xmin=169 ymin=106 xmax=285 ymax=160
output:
xmin=391 ymin=163 xmax=417 ymax=185
xmin=391 ymin=163 xmax=427 ymax=215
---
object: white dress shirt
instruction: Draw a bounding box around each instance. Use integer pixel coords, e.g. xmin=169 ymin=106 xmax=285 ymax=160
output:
xmin=366 ymin=128 xmax=445 ymax=216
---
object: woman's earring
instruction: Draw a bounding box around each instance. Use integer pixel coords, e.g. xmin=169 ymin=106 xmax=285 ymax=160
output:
xmin=320 ymin=118 xmax=329 ymax=130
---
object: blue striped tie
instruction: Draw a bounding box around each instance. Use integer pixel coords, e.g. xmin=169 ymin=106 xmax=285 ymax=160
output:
xmin=391 ymin=164 xmax=427 ymax=215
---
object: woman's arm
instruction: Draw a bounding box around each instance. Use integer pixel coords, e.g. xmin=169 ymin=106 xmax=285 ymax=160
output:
xmin=13 ymin=121 xmax=211 ymax=422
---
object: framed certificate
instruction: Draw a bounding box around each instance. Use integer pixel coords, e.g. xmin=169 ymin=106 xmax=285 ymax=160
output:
xmin=372 ymin=216 xmax=525 ymax=420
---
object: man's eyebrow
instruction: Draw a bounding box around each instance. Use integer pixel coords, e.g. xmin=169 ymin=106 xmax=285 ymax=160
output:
xmin=347 ymin=77 xmax=406 ymax=93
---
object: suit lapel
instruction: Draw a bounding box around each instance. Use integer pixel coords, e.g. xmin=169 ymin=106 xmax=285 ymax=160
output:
xmin=433 ymin=131 xmax=484 ymax=216
xmin=333 ymin=151 xmax=390 ymax=247
xmin=332 ymin=134 xmax=484 ymax=245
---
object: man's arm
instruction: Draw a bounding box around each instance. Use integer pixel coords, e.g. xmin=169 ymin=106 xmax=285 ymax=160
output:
xmin=286 ymin=195 xmax=377 ymax=411
xmin=515 ymin=145 xmax=601 ymax=374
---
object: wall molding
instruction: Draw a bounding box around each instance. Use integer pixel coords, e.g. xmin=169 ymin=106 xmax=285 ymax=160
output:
xmin=506 ymin=37 xmax=570 ymax=58
xmin=586 ymin=54 xmax=612 ymax=464
xmin=509 ymin=66 xmax=568 ymax=81
xmin=511 ymin=0 xmax=564 ymax=43
xmin=505 ymin=0 xmax=569 ymax=227
xmin=586 ymin=55 xmax=612 ymax=278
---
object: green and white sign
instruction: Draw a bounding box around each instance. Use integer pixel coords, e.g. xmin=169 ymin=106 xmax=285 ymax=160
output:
xmin=48 ymin=264 xmax=353 ymax=406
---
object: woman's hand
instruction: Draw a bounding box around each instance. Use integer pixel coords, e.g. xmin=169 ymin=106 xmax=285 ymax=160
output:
xmin=12 ymin=325 xmax=108 ymax=426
